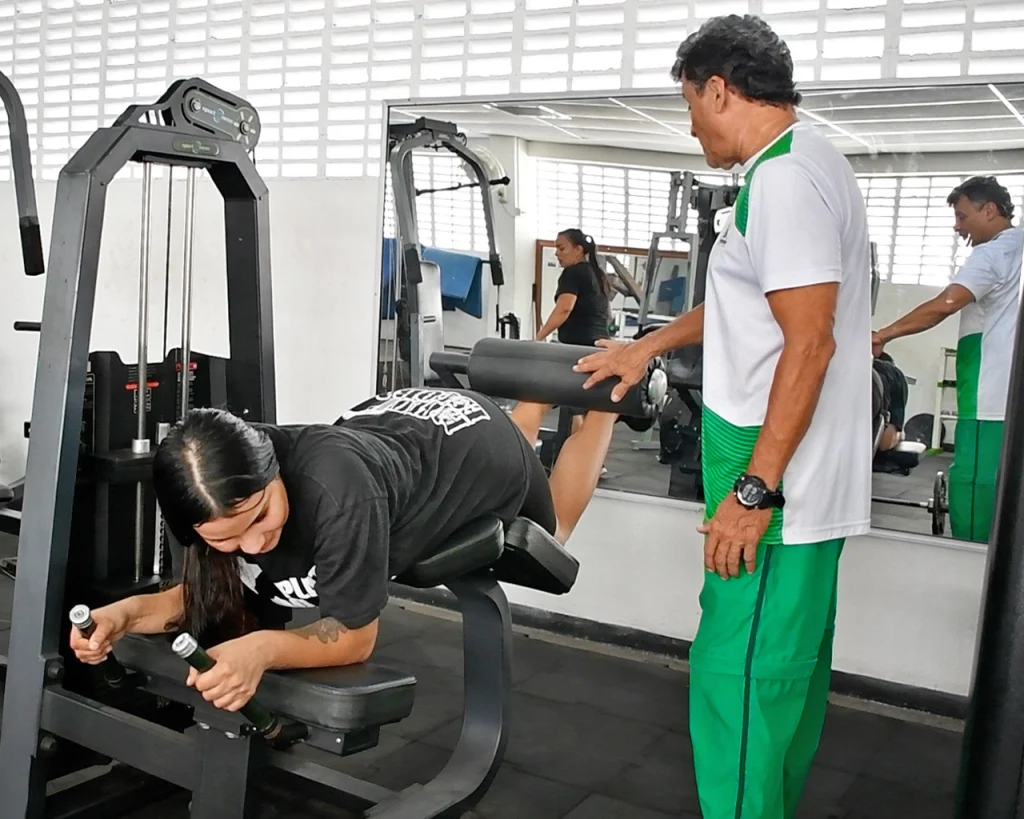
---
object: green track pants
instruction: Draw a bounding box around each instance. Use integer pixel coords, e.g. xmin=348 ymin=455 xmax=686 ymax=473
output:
xmin=948 ymin=419 xmax=1004 ymax=543
xmin=688 ymin=538 xmax=844 ymax=819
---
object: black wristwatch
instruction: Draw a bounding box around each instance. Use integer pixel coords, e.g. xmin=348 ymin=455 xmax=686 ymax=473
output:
xmin=734 ymin=474 xmax=785 ymax=510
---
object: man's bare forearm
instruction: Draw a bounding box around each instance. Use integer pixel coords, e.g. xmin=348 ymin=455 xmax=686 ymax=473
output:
xmin=123 ymin=585 xmax=185 ymax=634
xmin=635 ymin=304 xmax=704 ymax=359
xmin=878 ymin=285 xmax=973 ymax=345
xmin=877 ymin=300 xmax=948 ymax=345
xmin=746 ymin=336 xmax=836 ymax=489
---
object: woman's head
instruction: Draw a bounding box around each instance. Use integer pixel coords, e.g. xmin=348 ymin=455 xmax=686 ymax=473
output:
xmin=152 ymin=408 xmax=290 ymax=640
xmin=153 ymin=408 xmax=289 ymax=555
xmin=555 ymin=229 xmax=611 ymax=298
xmin=554 ymin=229 xmax=591 ymax=267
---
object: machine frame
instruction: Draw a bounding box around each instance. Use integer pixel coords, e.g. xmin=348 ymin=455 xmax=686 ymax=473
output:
xmin=0 ymin=79 xmax=276 ymax=817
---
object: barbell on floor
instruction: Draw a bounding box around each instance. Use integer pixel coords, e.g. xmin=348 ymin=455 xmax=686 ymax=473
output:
xmin=873 ymin=471 xmax=949 ymax=536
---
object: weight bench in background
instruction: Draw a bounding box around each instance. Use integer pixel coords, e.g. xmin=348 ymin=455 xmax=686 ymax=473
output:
xmin=870 ymin=367 xmax=949 ymax=536
xmin=46 ymin=514 xmax=577 ymax=819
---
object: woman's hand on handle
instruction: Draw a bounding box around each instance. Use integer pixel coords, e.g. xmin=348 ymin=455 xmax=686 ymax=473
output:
xmin=574 ymin=339 xmax=652 ymax=403
xmin=186 ymin=633 xmax=269 ymax=712
xmin=69 ymin=602 xmax=132 ymax=665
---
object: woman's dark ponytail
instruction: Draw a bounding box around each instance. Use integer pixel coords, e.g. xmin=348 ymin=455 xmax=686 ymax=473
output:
xmin=152 ymin=408 xmax=281 ymax=643
xmin=585 ymin=238 xmax=613 ymax=299
xmin=558 ymin=228 xmax=612 ymax=299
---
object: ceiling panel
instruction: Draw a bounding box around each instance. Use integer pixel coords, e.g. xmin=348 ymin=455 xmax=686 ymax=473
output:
xmin=390 ymin=82 xmax=1024 ymax=157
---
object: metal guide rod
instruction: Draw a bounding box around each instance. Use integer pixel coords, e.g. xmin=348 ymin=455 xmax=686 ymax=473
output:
xmin=153 ymin=421 xmax=171 ymax=577
xmin=134 ymin=163 xmax=153 ymax=453
xmin=388 ymin=218 xmax=402 ymax=393
xmin=133 ymin=162 xmax=154 ymax=584
xmin=179 ymin=167 xmax=198 ymax=419
xmin=162 ymin=172 xmax=175 ymax=357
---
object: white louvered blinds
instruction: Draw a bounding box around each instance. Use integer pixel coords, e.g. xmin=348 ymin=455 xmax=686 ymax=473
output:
xmin=382 ymin=152 xmax=489 ymax=253
xmin=3 ymin=0 xmax=1024 ymax=183
xmin=538 ymin=161 xmax=646 ymax=248
xmin=859 ymin=174 xmax=1024 ymax=286
xmin=535 ymin=159 xmax=731 ymax=248
xmin=892 ymin=176 xmax=968 ymax=286
xmin=540 ymin=161 xmax=1024 ymax=287
xmin=858 ymin=176 xmax=898 ymax=282
xmin=413 ymin=152 xmax=489 ymax=252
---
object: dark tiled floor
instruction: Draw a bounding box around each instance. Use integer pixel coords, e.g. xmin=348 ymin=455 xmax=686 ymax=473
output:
xmin=1 ymin=533 xmax=962 ymax=819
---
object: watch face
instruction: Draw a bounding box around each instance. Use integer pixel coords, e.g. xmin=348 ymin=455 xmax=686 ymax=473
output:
xmin=737 ymin=480 xmax=765 ymax=507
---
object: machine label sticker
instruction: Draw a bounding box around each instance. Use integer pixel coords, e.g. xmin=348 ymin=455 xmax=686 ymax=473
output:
xmin=172 ymin=137 xmax=220 ymax=157
xmin=342 ymin=388 xmax=491 ymax=435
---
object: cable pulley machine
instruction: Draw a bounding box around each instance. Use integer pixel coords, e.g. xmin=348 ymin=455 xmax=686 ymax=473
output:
xmin=385 ymin=117 xmax=507 ymax=389
xmin=0 ymin=77 xmax=274 ymax=818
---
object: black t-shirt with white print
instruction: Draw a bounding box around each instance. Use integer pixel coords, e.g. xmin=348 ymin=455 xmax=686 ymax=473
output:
xmin=238 ymin=388 xmax=532 ymax=631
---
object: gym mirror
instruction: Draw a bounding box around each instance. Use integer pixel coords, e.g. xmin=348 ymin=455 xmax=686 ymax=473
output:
xmin=378 ymin=79 xmax=1024 ymax=545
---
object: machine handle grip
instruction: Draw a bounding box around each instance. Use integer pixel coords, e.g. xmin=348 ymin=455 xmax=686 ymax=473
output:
xmin=14 ymin=321 xmax=41 ymax=332
xmin=172 ymin=632 xmax=282 ymax=738
xmin=19 ymin=217 xmax=44 ymax=276
xmin=68 ymin=605 xmax=129 ymax=689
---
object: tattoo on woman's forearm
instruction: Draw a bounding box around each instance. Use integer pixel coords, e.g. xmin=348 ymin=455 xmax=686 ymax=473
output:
xmin=295 ymin=617 xmax=349 ymax=644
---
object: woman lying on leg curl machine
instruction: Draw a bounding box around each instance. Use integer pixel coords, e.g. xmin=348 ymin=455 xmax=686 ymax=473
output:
xmin=70 ymin=386 xmax=616 ymax=713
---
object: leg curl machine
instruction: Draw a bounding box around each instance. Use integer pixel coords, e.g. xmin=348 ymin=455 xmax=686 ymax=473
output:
xmin=0 ymin=81 xmax=663 ymax=819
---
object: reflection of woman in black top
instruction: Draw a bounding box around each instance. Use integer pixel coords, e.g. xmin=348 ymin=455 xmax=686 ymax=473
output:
xmin=537 ymin=229 xmax=612 ymax=345
xmin=520 ymin=229 xmax=618 ymax=462
xmin=68 ymin=388 xmax=616 ymax=714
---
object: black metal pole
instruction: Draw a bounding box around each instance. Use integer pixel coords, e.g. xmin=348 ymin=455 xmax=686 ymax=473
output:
xmin=956 ymin=280 xmax=1024 ymax=818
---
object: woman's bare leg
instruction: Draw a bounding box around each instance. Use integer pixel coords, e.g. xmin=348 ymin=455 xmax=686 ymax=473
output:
xmin=549 ymin=410 xmax=617 ymax=544
xmin=510 ymin=400 xmax=552 ymax=449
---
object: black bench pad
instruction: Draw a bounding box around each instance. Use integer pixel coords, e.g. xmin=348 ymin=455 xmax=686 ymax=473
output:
xmin=396 ymin=516 xmax=579 ymax=595
xmin=396 ymin=516 xmax=504 ymax=589
xmin=116 ymin=634 xmax=416 ymax=732
xmin=496 ymin=518 xmax=578 ymax=594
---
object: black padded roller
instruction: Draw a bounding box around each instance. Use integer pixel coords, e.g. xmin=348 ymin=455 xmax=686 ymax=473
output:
xmin=466 ymin=338 xmax=665 ymax=418
xmin=19 ymin=216 xmax=44 ymax=276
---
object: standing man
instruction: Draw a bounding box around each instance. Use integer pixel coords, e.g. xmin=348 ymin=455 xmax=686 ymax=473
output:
xmin=575 ymin=15 xmax=872 ymax=819
xmin=873 ymin=177 xmax=1023 ymax=543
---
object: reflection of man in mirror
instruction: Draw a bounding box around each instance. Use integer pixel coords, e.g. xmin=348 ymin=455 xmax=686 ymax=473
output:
xmin=873 ymin=177 xmax=1024 ymax=544
xmin=574 ymin=13 xmax=872 ymax=819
